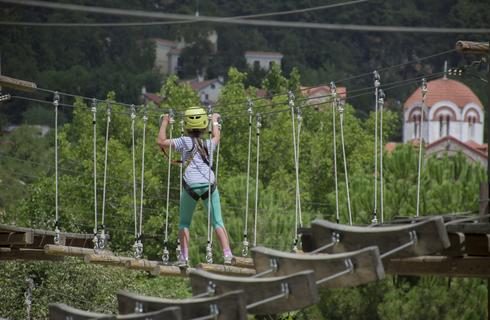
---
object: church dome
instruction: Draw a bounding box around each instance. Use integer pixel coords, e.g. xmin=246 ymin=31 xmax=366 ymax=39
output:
xmin=404 ymin=78 xmax=483 ymax=109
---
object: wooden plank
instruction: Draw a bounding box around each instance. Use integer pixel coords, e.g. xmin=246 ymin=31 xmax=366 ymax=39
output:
xmin=49 ymin=303 xmax=182 ymax=320
xmin=0 ymin=231 xmax=34 ymax=246
xmin=0 ymin=248 xmax=64 ymax=261
xmin=230 ymin=256 xmax=254 ymax=269
xmin=311 ymin=217 xmax=450 ymax=258
xmin=151 ymin=265 xmax=192 ymax=278
xmin=84 ymin=254 xmax=134 ymax=266
xmin=125 ymin=259 xmax=160 ymax=271
xmin=196 ymin=263 xmax=256 ymax=277
xmin=117 ymin=290 xmax=246 ymax=320
xmin=190 ymin=269 xmax=319 ymax=315
xmin=44 ymin=245 xmax=107 ymax=257
xmin=0 ymin=223 xmax=93 ymax=249
xmin=252 ymin=245 xmax=384 ymax=288
xmin=386 ymin=255 xmax=490 ymax=278
xmin=49 ymin=303 xmax=112 ymax=319
xmin=0 ymin=75 xmax=37 ymax=92
xmin=116 ymin=307 xmax=181 ymax=319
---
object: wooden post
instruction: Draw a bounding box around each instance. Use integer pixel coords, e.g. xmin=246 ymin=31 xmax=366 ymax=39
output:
xmin=481 ymin=183 xmax=488 ymax=216
xmin=231 ymin=256 xmax=255 ymax=269
xmin=0 ymin=75 xmax=37 ymax=92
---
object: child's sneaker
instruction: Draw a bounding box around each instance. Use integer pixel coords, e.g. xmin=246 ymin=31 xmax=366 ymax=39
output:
xmin=224 ymin=254 xmax=233 ymax=265
xmin=177 ymin=255 xmax=189 ymax=268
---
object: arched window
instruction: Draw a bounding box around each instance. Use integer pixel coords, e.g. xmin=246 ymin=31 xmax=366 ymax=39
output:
xmin=468 ymin=115 xmax=476 ymax=139
xmin=413 ymin=114 xmax=421 ymax=139
xmin=439 ymin=115 xmax=450 ymax=138
xmin=445 ymin=115 xmax=450 ymax=136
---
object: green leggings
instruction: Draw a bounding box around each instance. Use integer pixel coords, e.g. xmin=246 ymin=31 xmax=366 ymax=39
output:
xmin=179 ymin=183 xmax=224 ymax=230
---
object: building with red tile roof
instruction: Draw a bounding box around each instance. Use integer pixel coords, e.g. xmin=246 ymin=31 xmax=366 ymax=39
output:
xmin=402 ymin=76 xmax=486 ymax=165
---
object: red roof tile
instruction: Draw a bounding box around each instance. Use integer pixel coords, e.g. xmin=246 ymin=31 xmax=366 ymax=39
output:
xmin=425 ymin=136 xmax=488 ymax=159
xmin=404 ymin=78 xmax=483 ymax=109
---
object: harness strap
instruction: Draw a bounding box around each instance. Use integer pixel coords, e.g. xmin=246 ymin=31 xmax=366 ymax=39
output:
xmin=182 ymin=180 xmax=216 ymax=201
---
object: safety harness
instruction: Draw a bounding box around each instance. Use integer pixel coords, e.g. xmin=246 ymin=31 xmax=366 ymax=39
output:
xmin=181 ymin=138 xmax=216 ymax=201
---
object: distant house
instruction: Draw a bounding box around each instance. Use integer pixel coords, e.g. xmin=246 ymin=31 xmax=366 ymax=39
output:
xmin=188 ymin=76 xmax=225 ymax=105
xmin=152 ymin=38 xmax=184 ymax=76
xmin=245 ymin=51 xmax=283 ymax=71
xmin=152 ymin=32 xmax=218 ymax=77
xmin=301 ymin=85 xmax=347 ymax=109
xmin=143 ymin=76 xmax=225 ymax=107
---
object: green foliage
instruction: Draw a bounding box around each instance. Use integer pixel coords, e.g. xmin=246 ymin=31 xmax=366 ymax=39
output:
xmin=1 ymin=65 xmax=488 ymax=318
xmin=0 ymin=259 xmax=190 ymax=319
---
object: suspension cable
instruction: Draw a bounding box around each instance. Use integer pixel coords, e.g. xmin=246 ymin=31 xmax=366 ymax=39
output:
xmin=289 ymin=91 xmax=300 ymax=250
xmin=372 ymin=71 xmax=380 ymax=224
xmin=99 ymin=101 xmax=111 ymax=250
xmin=416 ymin=78 xmax=428 ymax=217
xmin=205 ymin=106 xmax=214 ymax=264
xmin=253 ymin=114 xmax=262 ymax=247
xmin=53 ymin=91 xmax=61 ymax=244
xmin=338 ymin=100 xmax=353 ymax=225
xmin=379 ymin=89 xmax=385 ymax=223
xmin=162 ymin=110 xmax=174 ymax=264
xmin=91 ymin=98 xmax=99 ymax=251
xmin=331 ymin=83 xmax=340 ymax=224
xmin=242 ymin=99 xmax=253 ymax=257
xmin=130 ymin=105 xmax=142 ymax=258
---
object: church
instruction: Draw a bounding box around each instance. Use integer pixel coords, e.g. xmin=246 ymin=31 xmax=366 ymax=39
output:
xmin=402 ymin=75 xmax=487 ymax=166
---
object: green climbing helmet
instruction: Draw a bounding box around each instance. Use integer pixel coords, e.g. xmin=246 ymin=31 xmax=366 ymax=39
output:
xmin=184 ymin=106 xmax=208 ymax=130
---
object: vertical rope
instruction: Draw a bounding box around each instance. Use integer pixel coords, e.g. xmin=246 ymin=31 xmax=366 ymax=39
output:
xmin=330 ymin=83 xmax=340 ymax=224
xmin=162 ymin=111 xmax=174 ymax=264
xmin=289 ymin=91 xmax=300 ymax=250
xmin=205 ymin=107 xmax=214 ymax=263
xmin=139 ymin=107 xmax=148 ymax=256
xmin=130 ymin=105 xmax=142 ymax=259
xmin=416 ymin=79 xmax=428 ymax=217
xmin=242 ymin=99 xmax=253 ymax=257
xmin=338 ymin=100 xmax=352 ymax=225
xmin=372 ymin=71 xmax=380 ymax=224
xmin=100 ymin=102 xmax=111 ymax=249
xmin=176 ymin=116 xmax=184 ymax=259
xmin=253 ymin=114 xmax=262 ymax=247
xmin=53 ymin=92 xmax=61 ymax=244
xmin=296 ymin=107 xmax=303 ymax=228
xmin=90 ymin=98 xmax=98 ymax=249
xmin=379 ymin=90 xmax=385 ymax=223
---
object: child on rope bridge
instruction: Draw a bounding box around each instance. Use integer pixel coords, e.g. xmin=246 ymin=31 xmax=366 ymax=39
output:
xmin=158 ymin=107 xmax=233 ymax=266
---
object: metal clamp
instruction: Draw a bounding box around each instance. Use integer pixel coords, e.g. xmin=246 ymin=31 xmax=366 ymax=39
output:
xmin=380 ymin=230 xmax=418 ymax=259
xmin=246 ymin=283 xmax=289 ymax=310
xmin=316 ymin=258 xmax=354 ymax=285
xmin=134 ymin=301 xmax=144 ymax=313
xmin=162 ymin=245 xmax=170 ymax=264
xmin=311 ymin=231 xmax=340 ymax=254
xmin=133 ymin=239 xmax=143 ymax=259
xmin=206 ymin=242 xmax=213 ymax=264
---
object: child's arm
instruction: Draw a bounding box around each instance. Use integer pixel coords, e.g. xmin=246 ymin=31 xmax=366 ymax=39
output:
xmin=157 ymin=114 xmax=174 ymax=150
xmin=211 ymin=113 xmax=221 ymax=145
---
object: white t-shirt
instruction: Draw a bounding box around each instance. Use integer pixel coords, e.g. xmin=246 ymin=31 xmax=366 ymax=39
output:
xmin=172 ymin=136 xmax=216 ymax=185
